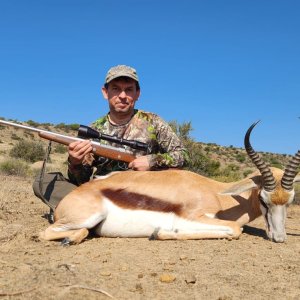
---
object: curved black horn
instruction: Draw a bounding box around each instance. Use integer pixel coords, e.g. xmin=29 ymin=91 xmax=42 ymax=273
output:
xmin=244 ymin=121 xmax=276 ymax=192
xmin=281 ymin=150 xmax=300 ymax=191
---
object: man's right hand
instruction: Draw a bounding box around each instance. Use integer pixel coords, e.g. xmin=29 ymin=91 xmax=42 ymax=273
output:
xmin=68 ymin=140 xmax=93 ymax=166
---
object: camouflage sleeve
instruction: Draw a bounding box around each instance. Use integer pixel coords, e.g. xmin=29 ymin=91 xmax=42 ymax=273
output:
xmin=148 ymin=115 xmax=189 ymax=169
xmin=67 ymin=153 xmax=94 ymax=185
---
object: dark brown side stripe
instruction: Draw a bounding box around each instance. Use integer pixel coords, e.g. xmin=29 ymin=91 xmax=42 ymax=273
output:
xmin=101 ymin=188 xmax=182 ymax=215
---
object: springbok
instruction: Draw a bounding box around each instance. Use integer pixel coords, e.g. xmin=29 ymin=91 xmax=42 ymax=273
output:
xmin=40 ymin=122 xmax=300 ymax=244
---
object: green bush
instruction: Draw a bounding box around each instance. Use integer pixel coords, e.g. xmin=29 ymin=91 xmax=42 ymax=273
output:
xmin=235 ymin=153 xmax=246 ymax=163
xmin=243 ymin=169 xmax=253 ymax=178
xmin=0 ymin=159 xmax=30 ymax=177
xmin=26 ymin=120 xmax=40 ymax=127
xmin=9 ymin=140 xmax=45 ymax=163
xmin=212 ymin=173 xmax=241 ymax=183
xmin=54 ymin=144 xmax=68 ymax=154
xmin=68 ymin=123 xmax=80 ymax=131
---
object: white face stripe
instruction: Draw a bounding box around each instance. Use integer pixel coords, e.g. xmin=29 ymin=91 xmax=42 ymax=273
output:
xmin=259 ymin=189 xmax=288 ymax=242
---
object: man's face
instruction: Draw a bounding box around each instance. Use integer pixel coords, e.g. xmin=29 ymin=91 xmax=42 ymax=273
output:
xmin=102 ymin=78 xmax=140 ymax=115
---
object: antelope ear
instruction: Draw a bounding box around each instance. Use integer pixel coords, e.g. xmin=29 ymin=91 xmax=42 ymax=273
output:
xmin=219 ymin=179 xmax=259 ymax=196
xmin=294 ymin=174 xmax=300 ymax=183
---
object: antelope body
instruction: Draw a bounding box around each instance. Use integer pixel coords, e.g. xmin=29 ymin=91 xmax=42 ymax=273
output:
xmin=40 ymin=122 xmax=300 ymax=244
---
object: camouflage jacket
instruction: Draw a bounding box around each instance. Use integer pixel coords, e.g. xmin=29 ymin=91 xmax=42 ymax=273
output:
xmin=68 ymin=110 xmax=189 ymax=185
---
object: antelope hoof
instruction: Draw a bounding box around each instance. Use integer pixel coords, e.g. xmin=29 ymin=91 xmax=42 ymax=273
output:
xmin=149 ymin=227 xmax=160 ymax=240
xmin=61 ymin=238 xmax=71 ymax=247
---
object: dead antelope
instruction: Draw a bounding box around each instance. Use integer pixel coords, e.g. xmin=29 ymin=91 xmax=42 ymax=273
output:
xmin=40 ymin=121 xmax=300 ymax=244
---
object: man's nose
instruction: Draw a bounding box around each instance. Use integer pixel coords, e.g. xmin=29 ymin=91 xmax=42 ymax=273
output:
xmin=119 ymin=90 xmax=127 ymax=98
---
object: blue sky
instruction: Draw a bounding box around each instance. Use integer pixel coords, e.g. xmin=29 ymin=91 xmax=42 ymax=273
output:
xmin=0 ymin=0 xmax=299 ymax=154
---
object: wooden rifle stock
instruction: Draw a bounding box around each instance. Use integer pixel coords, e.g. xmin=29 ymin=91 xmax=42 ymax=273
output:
xmin=39 ymin=132 xmax=136 ymax=163
xmin=0 ymin=120 xmax=136 ymax=163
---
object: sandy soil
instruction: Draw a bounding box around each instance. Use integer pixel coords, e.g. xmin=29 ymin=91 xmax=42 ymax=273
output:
xmin=0 ymin=174 xmax=299 ymax=300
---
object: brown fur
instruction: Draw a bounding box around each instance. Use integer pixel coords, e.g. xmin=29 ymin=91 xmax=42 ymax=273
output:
xmin=101 ymin=188 xmax=183 ymax=215
xmin=268 ymin=168 xmax=292 ymax=205
xmin=271 ymin=184 xmax=291 ymax=205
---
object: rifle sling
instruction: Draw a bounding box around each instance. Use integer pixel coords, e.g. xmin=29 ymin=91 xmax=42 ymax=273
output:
xmin=38 ymin=141 xmax=56 ymax=210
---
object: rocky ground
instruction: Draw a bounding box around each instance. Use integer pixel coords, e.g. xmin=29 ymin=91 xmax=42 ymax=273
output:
xmin=0 ymin=175 xmax=299 ymax=300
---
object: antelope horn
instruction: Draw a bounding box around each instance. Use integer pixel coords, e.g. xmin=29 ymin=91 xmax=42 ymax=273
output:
xmin=281 ymin=150 xmax=300 ymax=191
xmin=244 ymin=121 xmax=276 ymax=192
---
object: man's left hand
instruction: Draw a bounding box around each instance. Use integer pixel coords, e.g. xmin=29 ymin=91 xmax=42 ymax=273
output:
xmin=128 ymin=156 xmax=151 ymax=171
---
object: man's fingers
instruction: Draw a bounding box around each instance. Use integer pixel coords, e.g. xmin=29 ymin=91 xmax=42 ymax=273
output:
xmin=68 ymin=140 xmax=93 ymax=165
xmin=68 ymin=140 xmax=83 ymax=150
xmin=69 ymin=140 xmax=91 ymax=151
xmin=128 ymin=156 xmax=150 ymax=171
xmin=73 ymin=141 xmax=93 ymax=156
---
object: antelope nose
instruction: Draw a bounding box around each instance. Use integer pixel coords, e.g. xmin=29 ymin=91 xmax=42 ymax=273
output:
xmin=272 ymin=232 xmax=286 ymax=243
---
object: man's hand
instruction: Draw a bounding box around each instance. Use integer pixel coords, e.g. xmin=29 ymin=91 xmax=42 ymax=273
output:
xmin=68 ymin=140 xmax=93 ymax=165
xmin=128 ymin=155 xmax=151 ymax=171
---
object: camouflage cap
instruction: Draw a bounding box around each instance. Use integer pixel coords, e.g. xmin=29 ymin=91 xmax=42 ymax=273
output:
xmin=105 ymin=65 xmax=139 ymax=84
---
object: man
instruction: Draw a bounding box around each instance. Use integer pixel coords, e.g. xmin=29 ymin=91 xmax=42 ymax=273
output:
xmin=67 ymin=65 xmax=188 ymax=185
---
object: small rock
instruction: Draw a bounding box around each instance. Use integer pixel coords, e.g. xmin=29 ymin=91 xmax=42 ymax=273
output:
xmin=159 ymin=273 xmax=176 ymax=283
xmin=138 ymin=274 xmax=143 ymax=279
xmin=100 ymin=271 xmax=111 ymax=276
xmin=185 ymin=275 xmax=197 ymax=284
xmin=120 ymin=265 xmax=128 ymax=271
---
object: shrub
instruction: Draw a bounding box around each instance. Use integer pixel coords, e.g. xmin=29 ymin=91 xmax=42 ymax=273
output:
xmin=26 ymin=120 xmax=40 ymax=127
xmin=68 ymin=124 xmax=80 ymax=131
xmin=24 ymin=131 xmax=35 ymax=139
xmin=54 ymin=123 xmax=81 ymax=132
xmin=236 ymin=153 xmax=246 ymax=163
xmin=11 ymin=133 xmax=21 ymax=140
xmin=0 ymin=159 xmax=30 ymax=177
xmin=9 ymin=140 xmax=45 ymax=163
xmin=243 ymin=169 xmax=253 ymax=178
xmin=54 ymin=144 xmax=68 ymax=154
xmin=213 ymin=173 xmax=241 ymax=183
xmin=185 ymin=143 xmax=221 ymax=177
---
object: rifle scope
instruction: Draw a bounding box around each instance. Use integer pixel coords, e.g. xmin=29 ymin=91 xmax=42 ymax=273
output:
xmin=78 ymin=125 xmax=149 ymax=152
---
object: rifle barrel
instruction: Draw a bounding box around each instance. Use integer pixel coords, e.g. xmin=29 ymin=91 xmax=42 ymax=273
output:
xmin=0 ymin=120 xmax=136 ymax=163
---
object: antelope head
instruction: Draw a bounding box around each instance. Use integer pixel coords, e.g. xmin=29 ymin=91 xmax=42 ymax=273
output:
xmin=245 ymin=121 xmax=300 ymax=242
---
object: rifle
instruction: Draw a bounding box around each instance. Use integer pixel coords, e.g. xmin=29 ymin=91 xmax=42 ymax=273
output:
xmin=0 ymin=120 xmax=136 ymax=163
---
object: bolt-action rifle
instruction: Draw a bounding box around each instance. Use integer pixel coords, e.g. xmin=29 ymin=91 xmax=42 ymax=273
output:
xmin=0 ymin=120 xmax=145 ymax=163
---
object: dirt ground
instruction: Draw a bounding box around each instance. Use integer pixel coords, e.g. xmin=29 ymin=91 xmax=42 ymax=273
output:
xmin=0 ymin=175 xmax=299 ymax=300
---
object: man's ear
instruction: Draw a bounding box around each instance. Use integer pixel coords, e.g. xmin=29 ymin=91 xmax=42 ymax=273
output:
xmin=101 ymin=86 xmax=108 ymax=100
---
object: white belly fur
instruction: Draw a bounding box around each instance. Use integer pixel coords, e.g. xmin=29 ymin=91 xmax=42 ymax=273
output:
xmin=93 ymin=198 xmax=234 ymax=238
xmin=94 ymin=198 xmax=175 ymax=238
